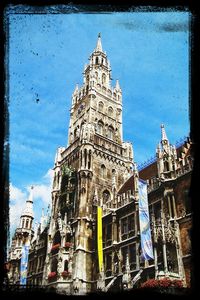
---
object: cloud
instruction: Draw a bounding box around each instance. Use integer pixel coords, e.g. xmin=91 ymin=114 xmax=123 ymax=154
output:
xmin=158 ymin=21 xmax=189 ymax=32
xmin=27 ymin=168 xmax=53 ymax=205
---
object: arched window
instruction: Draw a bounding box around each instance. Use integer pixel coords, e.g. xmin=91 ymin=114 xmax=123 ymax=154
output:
xmin=98 ymin=101 xmax=104 ymax=112
xmin=53 ymin=230 xmax=61 ymax=245
xmin=51 ymin=258 xmax=58 ymax=273
xmin=102 ymin=190 xmax=110 ymax=204
xmin=101 ymin=164 xmax=106 ymax=178
xmin=164 ymin=161 xmax=169 ymax=172
xmin=22 ymin=219 xmax=25 ymax=228
xmin=108 ymin=106 xmax=113 ymax=116
xmin=26 ymin=219 xmax=29 ymax=229
xmin=64 ymin=260 xmax=68 ymax=272
xmin=102 ymin=73 xmax=106 ymax=85
xmin=95 ymin=57 xmax=99 ymax=65
xmin=97 ymin=121 xmax=104 ymax=135
xmin=108 ymin=126 xmax=114 ymax=140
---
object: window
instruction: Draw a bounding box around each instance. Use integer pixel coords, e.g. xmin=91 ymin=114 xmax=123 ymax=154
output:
xmin=26 ymin=219 xmax=29 ymax=229
xmin=101 ymin=165 xmax=106 ymax=179
xmin=103 ymin=223 xmax=112 ymax=247
xmin=105 ymin=252 xmax=112 ymax=277
xmin=121 ymin=246 xmax=128 ymax=272
xmin=164 ymin=160 xmax=170 ymax=172
xmin=64 ymin=260 xmax=68 ymax=271
xmin=95 ymin=57 xmax=99 ymax=65
xmin=166 ymin=242 xmax=178 ymax=273
xmin=51 ymin=258 xmax=58 ymax=273
xmin=108 ymin=126 xmax=114 ymax=140
xmin=129 ymin=244 xmax=137 ymax=270
xmin=121 ymin=214 xmax=135 ymax=240
xmin=97 ymin=121 xmax=103 ymax=135
xmin=102 ymin=73 xmax=106 ymax=85
xmin=102 ymin=190 xmax=110 ymax=203
xmin=98 ymin=101 xmax=104 ymax=112
xmin=108 ymin=107 xmax=113 ymax=116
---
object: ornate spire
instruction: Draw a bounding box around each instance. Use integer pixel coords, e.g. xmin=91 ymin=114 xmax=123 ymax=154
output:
xmin=95 ymin=33 xmax=103 ymax=52
xmin=115 ymin=79 xmax=121 ymax=91
xmin=21 ymin=186 xmax=34 ymax=218
xmin=161 ymin=124 xmax=168 ymax=141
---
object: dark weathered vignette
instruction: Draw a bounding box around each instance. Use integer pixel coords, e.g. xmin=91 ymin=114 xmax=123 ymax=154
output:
xmin=1 ymin=2 xmax=198 ymax=298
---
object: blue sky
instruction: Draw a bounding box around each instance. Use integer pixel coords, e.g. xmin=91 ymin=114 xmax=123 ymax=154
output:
xmin=7 ymin=8 xmax=190 ymax=240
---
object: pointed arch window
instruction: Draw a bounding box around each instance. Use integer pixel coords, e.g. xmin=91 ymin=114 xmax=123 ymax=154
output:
xmin=108 ymin=126 xmax=114 ymax=140
xmin=101 ymin=164 xmax=106 ymax=178
xmin=102 ymin=73 xmax=106 ymax=85
xmin=102 ymin=190 xmax=110 ymax=203
xmin=98 ymin=101 xmax=104 ymax=112
xmin=97 ymin=121 xmax=104 ymax=135
xmin=51 ymin=258 xmax=58 ymax=273
xmin=108 ymin=106 xmax=113 ymax=117
xmin=164 ymin=160 xmax=170 ymax=172
xmin=26 ymin=219 xmax=29 ymax=229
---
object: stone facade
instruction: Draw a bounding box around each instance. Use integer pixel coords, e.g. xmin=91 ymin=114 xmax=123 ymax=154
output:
xmin=139 ymin=128 xmax=193 ymax=288
xmin=42 ymin=33 xmax=135 ymax=295
xmin=7 ymin=35 xmax=193 ymax=294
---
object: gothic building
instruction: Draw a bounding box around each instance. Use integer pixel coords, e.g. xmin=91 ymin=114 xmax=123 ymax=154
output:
xmin=139 ymin=125 xmax=193 ymax=287
xmin=7 ymin=34 xmax=193 ymax=295
xmin=42 ymin=33 xmax=135 ymax=295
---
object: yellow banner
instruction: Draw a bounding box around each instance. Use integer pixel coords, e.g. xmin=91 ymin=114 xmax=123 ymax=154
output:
xmin=97 ymin=206 xmax=103 ymax=272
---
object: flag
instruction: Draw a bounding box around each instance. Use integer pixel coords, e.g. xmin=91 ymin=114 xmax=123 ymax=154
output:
xmin=138 ymin=179 xmax=154 ymax=260
xmin=97 ymin=206 xmax=103 ymax=272
xmin=20 ymin=245 xmax=29 ymax=285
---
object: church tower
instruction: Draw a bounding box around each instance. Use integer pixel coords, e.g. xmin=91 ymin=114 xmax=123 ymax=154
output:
xmin=44 ymin=34 xmax=135 ymax=294
xmin=8 ymin=187 xmax=34 ymax=284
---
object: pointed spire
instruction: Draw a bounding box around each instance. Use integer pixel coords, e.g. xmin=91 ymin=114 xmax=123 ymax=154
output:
xmin=95 ymin=33 xmax=103 ymax=52
xmin=115 ymin=79 xmax=121 ymax=90
xmin=161 ymin=124 xmax=168 ymax=141
xmin=21 ymin=186 xmax=34 ymax=218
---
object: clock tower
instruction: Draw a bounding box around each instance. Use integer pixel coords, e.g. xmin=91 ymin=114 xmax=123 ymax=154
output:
xmin=44 ymin=34 xmax=135 ymax=294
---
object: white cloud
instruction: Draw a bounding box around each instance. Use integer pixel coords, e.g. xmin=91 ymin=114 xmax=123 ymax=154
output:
xmin=31 ymin=183 xmax=51 ymax=205
xmin=30 ymin=168 xmax=53 ymax=205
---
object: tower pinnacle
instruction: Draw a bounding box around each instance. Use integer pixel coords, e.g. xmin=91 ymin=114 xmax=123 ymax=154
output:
xmin=21 ymin=186 xmax=34 ymax=218
xmin=95 ymin=33 xmax=103 ymax=52
xmin=161 ymin=124 xmax=168 ymax=141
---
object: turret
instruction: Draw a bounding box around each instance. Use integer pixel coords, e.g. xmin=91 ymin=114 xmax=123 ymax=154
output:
xmin=19 ymin=186 xmax=34 ymax=230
